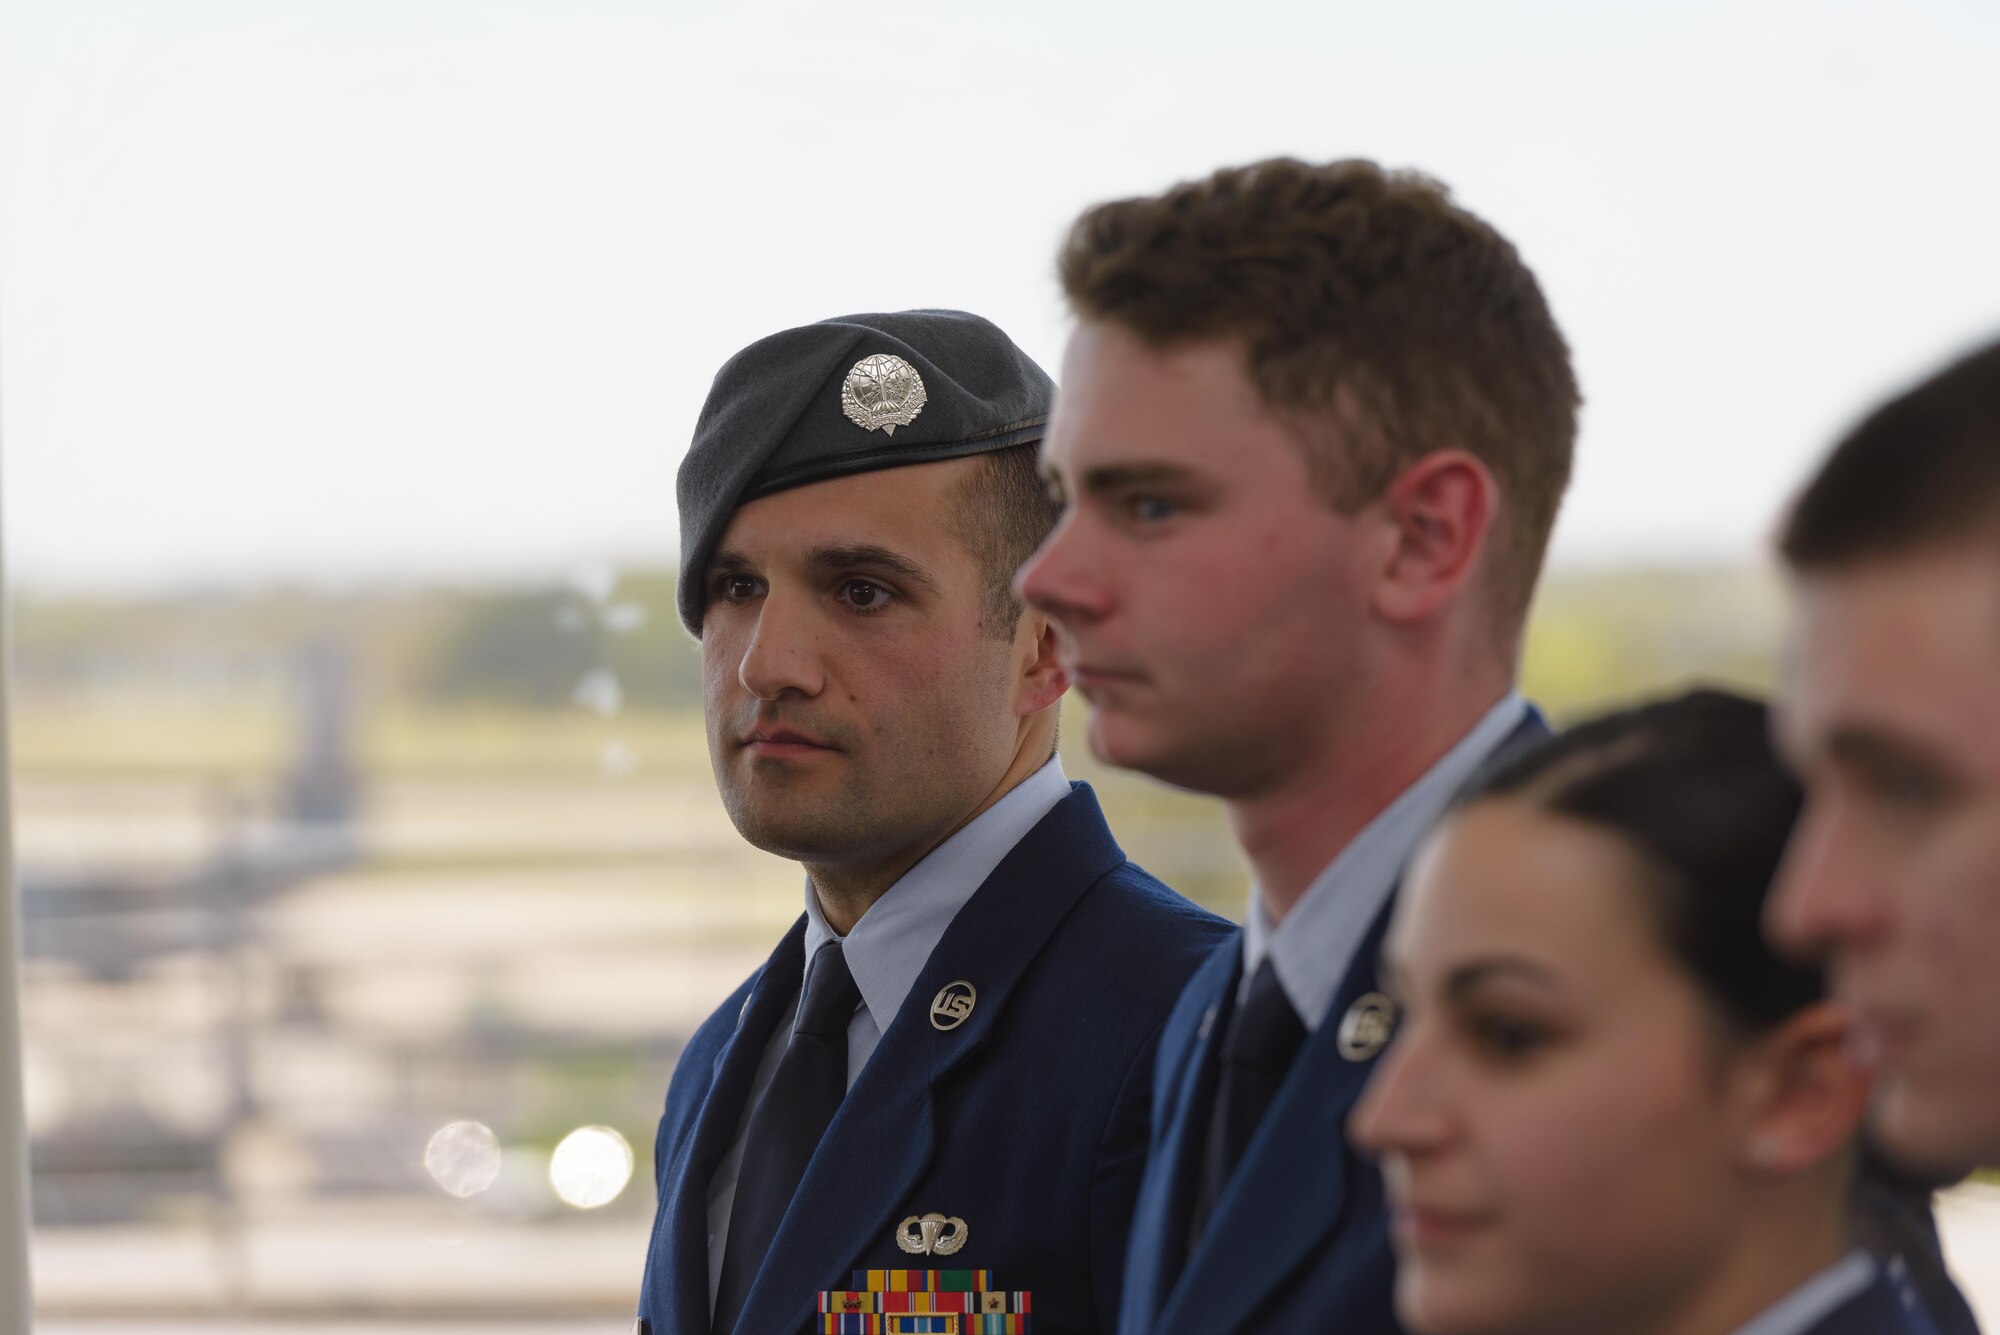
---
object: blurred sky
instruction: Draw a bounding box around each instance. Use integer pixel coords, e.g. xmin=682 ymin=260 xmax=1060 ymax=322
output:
xmin=2 ymin=0 xmax=1997 ymax=591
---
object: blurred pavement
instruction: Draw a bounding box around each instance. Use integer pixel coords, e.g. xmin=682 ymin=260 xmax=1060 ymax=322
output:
xmin=30 ymin=1182 xmax=2000 ymax=1332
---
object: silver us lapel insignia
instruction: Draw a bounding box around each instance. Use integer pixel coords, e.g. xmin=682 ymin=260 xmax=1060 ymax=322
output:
xmin=1337 ymin=991 xmax=1398 ymax=1062
xmin=929 ymin=981 xmax=976 ymax=1031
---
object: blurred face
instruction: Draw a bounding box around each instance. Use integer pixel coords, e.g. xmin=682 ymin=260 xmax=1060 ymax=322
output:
xmin=1351 ymin=802 xmax=1760 ymax=1335
xmin=1769 ymin=545 xmax=2000 ymax=1171
xmin=699 ymin=457 xmax=1032 ymax=869
xmin=1015 ymin=322 xmax=1378 ymax=796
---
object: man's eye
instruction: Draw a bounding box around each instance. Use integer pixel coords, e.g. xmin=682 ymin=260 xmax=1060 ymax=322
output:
xmin=716 ymin=575 xmax=761 ymax=602
xmin=1866 ymin=764 xmax=1952 ymax=813
xmin=838 ymin=580 xmax=893 ymax=612
xmin=1127 ymin=495 xmax=1177 ymax=523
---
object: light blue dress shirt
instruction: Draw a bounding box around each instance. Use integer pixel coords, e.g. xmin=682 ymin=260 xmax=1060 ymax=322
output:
xmin=1729 ymin=1251 xmax=1875 ymax=1335
xmin=704 ymin=754 xmax=1071 ymax=1305
xmin=1241 ymin=693 xmax=1528 ymax=1029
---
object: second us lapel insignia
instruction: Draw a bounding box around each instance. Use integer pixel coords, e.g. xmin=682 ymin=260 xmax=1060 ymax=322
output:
xmin=930 ymin=981 xmax=976 ymax=1031
xmin=1337 ymin=991 xmax=1397 ymax=1062
xmin=841 ymin=353 xmax=928 ymax=435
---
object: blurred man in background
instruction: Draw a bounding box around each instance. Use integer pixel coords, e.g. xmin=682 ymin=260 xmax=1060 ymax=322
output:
xmin=636 ymin=309 xmax=1229 ymax=1335
xmin=1769 ymin=337 xmax=2000 ymax=1177
xmin=1017 ymin=159 xmax=1577 ymax=1334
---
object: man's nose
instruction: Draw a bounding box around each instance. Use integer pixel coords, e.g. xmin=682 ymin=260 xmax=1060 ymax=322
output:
xmin=1015 ymin=511 xmax=1112 ymax=627
xmin=737 ymin=596 xmax=826 ymax=701
xmin=1766 ymin=801 xmax=1882 ymax=961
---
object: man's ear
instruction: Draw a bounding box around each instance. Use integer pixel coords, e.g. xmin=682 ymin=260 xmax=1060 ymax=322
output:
xmin=1733 ymin=1000 xmax=1873 ymax=1175
xmin=1372 ymin=450 xmax=1498 ymax=625
xmin=1013 ymin=610 xmax=1069 ymax=717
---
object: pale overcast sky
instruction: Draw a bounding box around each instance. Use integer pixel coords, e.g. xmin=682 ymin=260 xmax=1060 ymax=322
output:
xmin=2 ymin=0 xmax=1997 ymax=591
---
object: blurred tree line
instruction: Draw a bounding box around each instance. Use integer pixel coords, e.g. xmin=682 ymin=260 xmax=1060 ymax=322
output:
xmin=10 ymin=566 xmax=702 ymax=711
xmin=7 ymin=562 xmax=1786 ymax=723
xmin=418 ymin=569 xmax=701 ymax=709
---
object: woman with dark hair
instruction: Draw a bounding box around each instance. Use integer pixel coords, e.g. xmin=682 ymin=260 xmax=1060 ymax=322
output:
xmin=1350 ymin=690 xmax=1972 ymax=1335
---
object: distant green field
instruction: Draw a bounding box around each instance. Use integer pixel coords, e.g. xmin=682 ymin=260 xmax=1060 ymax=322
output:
xmin=8 ymin=563 xmax=1787 ymax=778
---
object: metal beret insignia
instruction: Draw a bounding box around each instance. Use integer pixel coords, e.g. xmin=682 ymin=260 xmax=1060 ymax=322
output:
xmin=841 ymin=353 xmax=928 ymax=435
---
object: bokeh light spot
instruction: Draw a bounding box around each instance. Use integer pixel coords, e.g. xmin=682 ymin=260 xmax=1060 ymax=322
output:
xmin=573 ymin=669 xmax=623 ymax=716
xmin=600 ymin=738 xmax=639 ymax=777
xmin=569 ymin=561 xmax=619 ymax=606
xmin=602 ymin=602 xmax=648 ymax=633
xmin=549 ymin=1124 xmax=633 ymax=1209
xmin=424 ymin=1119 xmax=503 ymax=1199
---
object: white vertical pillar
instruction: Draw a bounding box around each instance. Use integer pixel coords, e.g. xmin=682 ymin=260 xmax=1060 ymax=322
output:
xmin=0 ymin=417 xmax=33 ymax=1330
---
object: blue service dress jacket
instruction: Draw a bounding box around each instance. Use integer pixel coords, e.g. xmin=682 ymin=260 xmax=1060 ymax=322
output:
xmin=1117 ymin=904 xmax=1402 ymax=1335
xmin=636 ymin=782 xmax=1233 ymax=1335
xmin=1813 ymin=1269 xmax=1943 ymax=1335
xmin=1118 ymin=711 xmax=1551 ymax=1335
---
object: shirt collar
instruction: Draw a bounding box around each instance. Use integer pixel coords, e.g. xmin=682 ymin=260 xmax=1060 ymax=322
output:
xmin=1727 ymin=1252 xmax=1876 ymax=1335
xmin=800 ymin=754 xmax=1070 ymax=1031
xmin=1244 ymin=692 xmax=1528 ymax=1029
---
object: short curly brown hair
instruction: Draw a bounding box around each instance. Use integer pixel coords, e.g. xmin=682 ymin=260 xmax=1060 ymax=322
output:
xmin=1060 ymin=157 xmax=1579 ymax=630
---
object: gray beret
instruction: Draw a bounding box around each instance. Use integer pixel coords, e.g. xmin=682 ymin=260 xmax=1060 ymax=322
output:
xmin=676 ymin=308 xmax=1054 ymax=633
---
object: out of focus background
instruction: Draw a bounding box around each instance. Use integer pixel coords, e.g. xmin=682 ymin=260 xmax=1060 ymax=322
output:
xmin=3 ymin=1 xmax=2000 ymax=1330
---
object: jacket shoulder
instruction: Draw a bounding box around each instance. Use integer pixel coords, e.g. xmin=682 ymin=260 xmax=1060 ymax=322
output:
xmin=1045 ymin=860 xmax=1236 ymax=1035
xmin=977 ymin=854 xmax=1231 ymax=1103
xmin=1079 ymin=859 xmax=1234 ymax=958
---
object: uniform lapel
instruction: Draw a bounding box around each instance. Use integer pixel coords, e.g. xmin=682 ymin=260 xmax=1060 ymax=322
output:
xmin=1155 ymin=705 xmax=1550 ymax=1332
xmin=729 ymin=784 xmax=1126 ymax=1334
xmin=1158 ymin=902 xmax=1397 ymax=1333
xmin=1816 ymin=1270 xmax=1937 ymax=1335
xmin=650 ymin=918 xmax=806 ymax=1335
xmin=1497 ymin=707 xmax=1551 ymax=765
xmin=1119 ymin=940 xmax=1240 ymax=1329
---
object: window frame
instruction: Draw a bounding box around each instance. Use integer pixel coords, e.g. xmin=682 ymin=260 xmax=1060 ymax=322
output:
xmin=1 ymin=426 xmax=36 ymax=1330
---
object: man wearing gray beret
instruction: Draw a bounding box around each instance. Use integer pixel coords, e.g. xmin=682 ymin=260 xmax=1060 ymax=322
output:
xmin=635 ymin=309 xmax=1229 ymax=1335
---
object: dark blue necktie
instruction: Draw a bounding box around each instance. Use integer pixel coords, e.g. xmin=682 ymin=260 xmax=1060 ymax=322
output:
xmin=1193 ymin=957 xmax=1307 ymax=1241
xmin=712 ymin=941 xmax=861 ymax=1335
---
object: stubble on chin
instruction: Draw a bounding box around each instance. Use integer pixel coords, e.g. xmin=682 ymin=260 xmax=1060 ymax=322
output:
xmin=716 ymin=756 xmax=861 ymax=862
